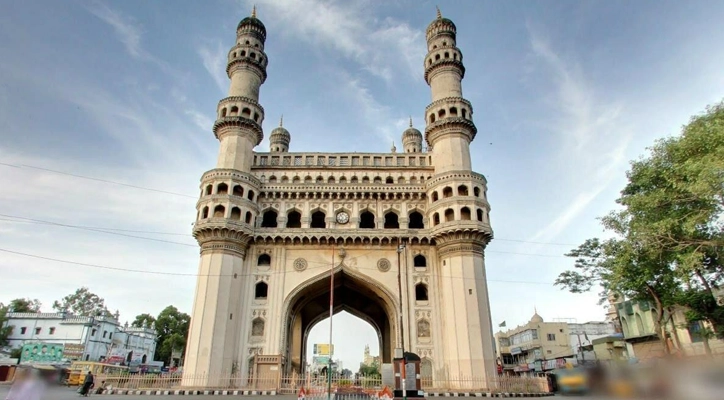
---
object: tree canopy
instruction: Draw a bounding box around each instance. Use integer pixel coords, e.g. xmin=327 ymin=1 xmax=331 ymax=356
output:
xmin=556 ymin=100 xmax=724 ymax=346
xmin=154 ymin=306 xmax=190 ymax=363
xmin=6 ymin=298 xmax=42 ymax=313
xmin=0 ymin=305 xmax=13 ymax=347
xmin=131 ymin=313 xmax=156 ymax=329
xmin=52 ymin=287 xmax=112 ymax=317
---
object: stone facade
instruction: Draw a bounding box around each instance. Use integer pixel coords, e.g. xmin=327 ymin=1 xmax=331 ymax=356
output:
xmin=183 ymin=9 xmax=496 ymax=388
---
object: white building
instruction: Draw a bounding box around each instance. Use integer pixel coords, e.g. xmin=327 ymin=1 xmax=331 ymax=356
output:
xmin=2 ymin=312 xmax=156 ymax=364
xmin=567 ymin=321 xmax=616 ymax=363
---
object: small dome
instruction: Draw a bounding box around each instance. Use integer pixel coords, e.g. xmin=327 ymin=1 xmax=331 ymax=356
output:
xmin=426 ymin=8 xmax=457 ymax=36
xmin=530 ymin=312 xmax=544 ymax=324
xmin=237 ymin=7 xmax=266 ymax=38
xmin=270 ymin=125 xmax=290 ymax=139
xmin=402 ymin=117 xmax=422 ymax=142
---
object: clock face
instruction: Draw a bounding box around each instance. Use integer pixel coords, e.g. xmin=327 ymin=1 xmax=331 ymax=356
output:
xmin=336 ymin=212 xmax=349 ymax=224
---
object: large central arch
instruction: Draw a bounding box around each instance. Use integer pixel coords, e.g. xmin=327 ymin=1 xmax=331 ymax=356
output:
xmin=280 ymin=265 xmax=399 ymax=374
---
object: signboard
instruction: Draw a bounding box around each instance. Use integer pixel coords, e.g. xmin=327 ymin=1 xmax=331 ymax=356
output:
xmin=63 ymin=343 xmax=84 ymax=360
xmin=20 ymin=343 xmax=64 ymax=364
xmin=313 ymin=344 xmax=334 ymax=356
xmin=312 ymin=356 xmax=330 ymax=365
xmin=381 ymin=363 xmax=394 ymax=387
xmin=404 ymin=362 xmax=417 ymax=390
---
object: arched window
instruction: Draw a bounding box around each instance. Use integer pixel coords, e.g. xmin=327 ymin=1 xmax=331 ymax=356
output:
xmin=230 ymin=106 xmax=239 ymax=115
xmin=435 ymin=54 xmax=440 ymax=61
xmin=257 ymin=254 xmax=271 ymax=266
xmin=398 ymin=177 xmax=405 ymax=184
xmin=362 ymin=176 xmax=370 ymax=184
xmin=473 ymin=187 xmax=480 ymax=197
xmin=431 ymin=192 xmax=439 ymax=202
xmin=217 ymin=183 xmax=228 ymax=194
xmin=444 ymin=52 xmax=450 ymax=59
xmin=384 ymin=212 xmax=399 ymax=229
xmin=421 ymin=359 xmax=433 ymax=387
xmin=242 ymin=108 xmax=251 ymax=117
xmin=443 ymin=187 xmax=453 ymax=198
xmin=316 ymin=176 xmax=324 ymax=183
xmin=268 ymin=176 xmax=277 ymax=184
xmin=444 ymin=208 xmax=454 ymax=222
xmin=247 ymin=190 xmax=255 ymax=201
xmin=415 ymin=284 xmax=429 ymax=301
xmin=477 ymin=209 xmax=483 ymax=221
xmin=255 ymin=282 xmax=268 ymax=299
xmin=408 ymin=212 xmax=424 ymax=229
xmin=221 ymin=108 xmax=227 ymax=118
xmin=245 ymin=211 xmax=253 ymax=224
xmin=287 ymin=211 xmax=301 ymax=228
xmin=373 ymin=176 xmax=382 ymax=184
xmin=414 ymin=255 xmax=427 ymax=268
xmin=233 ymin=185 xmax=243 ymax=197
xmin=339 ymin=176 xmax=347 ymax=184
xmin=458 ymin=185 xmax=468 ymax=196
xmin=461 ymin=207 xmax=471 ymax=220
xmin=328 ymin=176 xmax=336 ymax=184
xmin=293 ymin=176 xmax=301 ymax=183
xmin=433 ymin=213 xmax=440 ymax=226
xmin=304 ymin=176 xmax=312 ymax=183
xmin=410 ymin=177 xmax=418 ymax=185
xmin=251 ymin=318 xmax=264 ymax=336
xmin=359 ymin=211 xmax=375 ymax=229
xmin=351 ymin=176 xmax=358 ymax=183
xmin=213 ymin=205 xmax=225 ymax=218
xmin=438 ymin=109 xmax=446 ymax=118
xmin=310 ymin=211 xmax=326 ymax=228
xmin=240 ymin=50 xmax=246 ymax=57
xmin=230 ymin=207 xmax=241 ymax=220
xmin=261 ymin=210 xmax=277 ymax=227
xmin=201 ymin=206 xmax=209 ymax=219
xmin=205 ymin=185 xmax=212 ymax=195
xmin=253 ymin=113 xmax=259 ymax=122
xmin=386 ymin=177 xmax=394 ymax=184
xmin=429 ymin=113 xmax=436 ymax=123
xmin=462 ymin=109 xmax=467 ymax=119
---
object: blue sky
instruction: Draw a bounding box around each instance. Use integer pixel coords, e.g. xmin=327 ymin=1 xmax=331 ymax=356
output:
xmin=1 ymin=0 xmax=723 ymax=369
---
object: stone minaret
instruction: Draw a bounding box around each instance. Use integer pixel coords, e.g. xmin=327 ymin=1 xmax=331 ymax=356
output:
xmin=183 ymin=7 xmax=268 ymax=386
xmin=401 ymin=117 xmax=423 ymax=153
xmin=269 ymin=116 xmax=290 ymax=152
xmin=424 ymin=8 xmax=496 ymax=382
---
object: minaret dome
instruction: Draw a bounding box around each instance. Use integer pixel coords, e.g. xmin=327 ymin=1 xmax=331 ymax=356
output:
xmin=269 ymin=115 xmax=290 ymax=152
xmin=402 ymin=117 xmax=423 ymax=153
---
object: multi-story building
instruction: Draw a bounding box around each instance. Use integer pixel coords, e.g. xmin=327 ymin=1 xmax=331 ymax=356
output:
xmin=183 ymin=7 xmax=497 ymax=389
xmin=495 ymin=312 xmax=573 ymax=376
xmin=361 ymin=344 xmax=380 ymax=368
xmin=2 ymin=312 xmax=156 ymax=364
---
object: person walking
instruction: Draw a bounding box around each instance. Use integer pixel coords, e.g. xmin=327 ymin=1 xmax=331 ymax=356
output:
xmin=5 ymin=368 xmax=46 ymax=400
xmin=79 ymin=371 xmax=94 ymax=397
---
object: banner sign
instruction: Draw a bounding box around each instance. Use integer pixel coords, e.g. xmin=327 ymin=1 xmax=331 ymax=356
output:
xmin=20 ymin=343 xmax=64 ymax=364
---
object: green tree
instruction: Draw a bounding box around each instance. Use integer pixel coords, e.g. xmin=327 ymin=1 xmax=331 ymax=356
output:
xmin=0 ymin=304 xmax=14 ymax=347
xmin=52 ymin=287 xmax=112 ymax=317
xmin=159 ymin=333 xmax=186 ymax=364
xmin=131 ymin=313 xmax=156 ymax=329
xmin=358 ymin=363 xmax=380 ymax=377
xmin=7 ymin=298 xmax=42 ymax=313
xmin=154 ymin=306 xmax=190 ymax=363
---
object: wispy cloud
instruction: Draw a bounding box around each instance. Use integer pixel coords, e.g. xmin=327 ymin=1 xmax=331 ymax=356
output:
xmin=86 ymin=0 xmax=143 ymax=58
xmin=197 ymin=40 xmax=228 ymax=94
xmin=248 ymin=0 xmax=424 ymax=83
xmin=524 ymin=23 xmax=632 ymax=242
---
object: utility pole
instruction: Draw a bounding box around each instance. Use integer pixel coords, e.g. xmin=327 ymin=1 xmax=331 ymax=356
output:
xmin=327 ymin=248 xmax=335 ymax=400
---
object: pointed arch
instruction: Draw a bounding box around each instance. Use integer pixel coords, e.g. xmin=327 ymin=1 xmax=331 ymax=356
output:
xmin=310 ymin=210 xmax=326 ymax=228
xmin=257 ymin=254 xmax=271 ymax=266
xmin=233 ymin=185 xmax=244 ymax=197
xmin=408 ymin=211 xmax=424 ymax=229
xmin=261 ymin=209 xmax=278 ymax=227
xmin=213 ymin=205 xmax=225 ymax=218
xmin=230 ymin=207 xmax=242 ymax=220
xmin=287 ymin=210 xmax=302 ymax=228
xmin=414 ymin=255 xmax=427 ymax=268
xmin=383 ymin=211 xmax=399 ymax=229
xmin=255 ymin=281 xmax=268 ymax=299
xmin=359 ymin=211 xmax=375 ymax=229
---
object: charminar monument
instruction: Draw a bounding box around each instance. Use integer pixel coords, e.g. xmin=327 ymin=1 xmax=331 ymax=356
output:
xmin=183 ymin=7 xmax=495 ymax=388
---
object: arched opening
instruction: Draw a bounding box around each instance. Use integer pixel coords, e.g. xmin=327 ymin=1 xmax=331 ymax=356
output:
xmin=433 ymin=213 xmax=440 ymax=226
xmin=293 ymin=176 xmax=301 ymax=183
xmin=220 ymin=108 xmax=227 ymax=118
xmin=304 ymin=176 xmax=312 ymax=184
xmin=373 ymin=176 xmax=382 ymax=184
xmin=429 ymin=113 xmax=436 ymax=123
xmin=310 ymin=211 xmax=326 ymax=228
xmin=458 ymin=185 xmax=468 ymax=196
xmin=443 ymin=187 xmax=453 ymax=198
xmin=444 ymin=208 xmax=454 ymax=222
xmin=201 ymin=206 xmax=209 ymax=219
xmin=351 ymin=176 xmax=358 ymax=184
xmin=635 ymin=313 xmax=645 ymax=335
xmin=362 ymin=176 xmax=370 ymax=184
xmin=359 ymin=211 xmax=375 ymax=229
xmin=415 ymin=284 xmax=428 ymax=301
xmin=257 ymin=254 xmax=271 ymax=266
xmin=230 ymin=106 xmax=239 ymax=115
xmin=287 ymin=211 xmax=302 ymax=228
xmin=281 ymin=176 xmax=289 ymax=183
xmin=247 ymin=190 xmax=255 ymax=201
xmin=283 ymin=269 xmax=396 ymax=375
xmin=242 ymin=108 xmax=251 ymax=117
xmin=473 ymin=187 xmax=480 ymax=197
xmin=438 ymin=109 xmax=446 ymax=118
xmin=213 ymin=205 xmax=225 ymax=218
xmin=383 ymin=212 xmax=399 ymax=229
xmin=462 ymin=109 xmax=467 ymax=119
xmin=339 ymin=176 xmax=347 ymax=184
xmin=477 ymin=209 xmax=483 ymax=221
xmin=255 ymin=282 xmax=268 ymax=299
xmin=408 ymin=212 xmax=424 ymax=229
xmin=205 ymin=185 xmax=212 ymax=195
xmin=251 ymin=318 xmax=265 ymax=337
xmin=245 ymin=211 xmax=253 ymax=224
xmin=385 ymin=177 xmax=393 ymax=184
xmin=460 ymin=207 xmax=471 ymax=220
xmin=431 ymin=191 xmax=439 ymax=202
xmin=435 ymin=54 xmax=440 ymax=61
xmin=261 ymin=210 xmax=278 ymax=227
xmin=268 ymin=176 xmax=277 ymax=184
xmin=398 ymin=176 xmax=405 ymax=184
xmin=217 ymin=183 xmax=228 ymax=194
xmin=414 ymin=255 xmax=427 ymax=268
xmin=421 ymin=359 xmax=433 ymax=387
xmin=444 ymin=52 xmax=450 ymax=59
xmin=233 ymin=185 xmax=244 ymax=197
xmin=230 ymin=207 xmax=242 ymax=220
xmin=449 ymin=107 xmax=458 ymax=117
xmin=316 ymin=176 xmax=324 ymax=183
xmin=328 ymin=176 xmax=336 ymax=184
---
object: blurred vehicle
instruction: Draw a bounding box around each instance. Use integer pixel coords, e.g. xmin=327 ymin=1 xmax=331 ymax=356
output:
xmin=555 ymin=366 xmax=589 ymax=395
xmin=67 ymin=361 xmax=127 ymax=386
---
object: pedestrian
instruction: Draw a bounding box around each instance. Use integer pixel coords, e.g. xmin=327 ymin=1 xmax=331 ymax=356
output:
xmin=5 ymin=368 xmax=46 ymax=400
xmin=79 ymin=371 xmax=94 ymax=397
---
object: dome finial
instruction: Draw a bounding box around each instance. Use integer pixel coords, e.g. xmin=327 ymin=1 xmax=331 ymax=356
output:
xmin=436 ymin=6 xmax=442 ymax=19
xmin=279 ymin=114 xmax=283 ymax=127
xmin=251 ymin=4 xmax=257 ymax=18
xmin=391 ymin=141 xmax=397 ymax=153
xmin=409 ymin=116 xmax=413 ymax=127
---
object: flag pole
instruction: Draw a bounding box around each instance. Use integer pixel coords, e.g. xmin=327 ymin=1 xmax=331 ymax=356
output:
xmin=327 ymin=247 xmax=335 ymax=400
